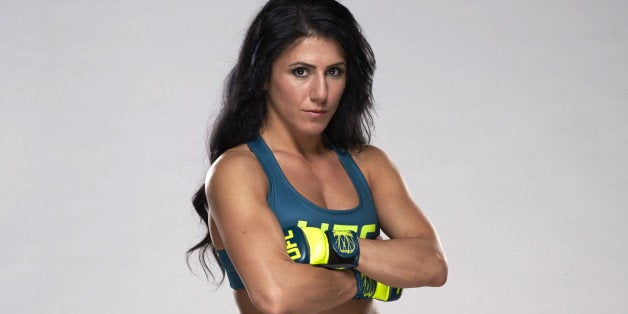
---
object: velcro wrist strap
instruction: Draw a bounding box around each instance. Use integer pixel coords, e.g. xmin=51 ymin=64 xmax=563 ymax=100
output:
xmin=325 ymin=229 xmax=359 ymax=269
xmin=351 ymin=269 xmax=364 ymax=299
xmin=352 ymin=269 xmax=376 ymax=300
xmin=351 ymin=270 xmax=403 ymax=302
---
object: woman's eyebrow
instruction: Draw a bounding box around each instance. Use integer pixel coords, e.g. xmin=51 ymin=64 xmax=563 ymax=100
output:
xmin=288 ymin=61 xmax=347 ymax=68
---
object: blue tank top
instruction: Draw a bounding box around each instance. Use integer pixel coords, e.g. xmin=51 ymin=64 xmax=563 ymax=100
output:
xmin=217 ymin=135 xmax=380 ymax=290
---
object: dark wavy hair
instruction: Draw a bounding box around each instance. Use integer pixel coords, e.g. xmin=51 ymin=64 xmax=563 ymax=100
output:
xmin=188 ymin=0 xmax=376 ymax=280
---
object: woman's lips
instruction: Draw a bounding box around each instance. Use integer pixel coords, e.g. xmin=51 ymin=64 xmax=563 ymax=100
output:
xmin=303 ymin=109 xmax=327 ymax=118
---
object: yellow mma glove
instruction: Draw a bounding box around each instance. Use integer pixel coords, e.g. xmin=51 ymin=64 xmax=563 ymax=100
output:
xmin=283 ymin=226 xmax=359 ymax=269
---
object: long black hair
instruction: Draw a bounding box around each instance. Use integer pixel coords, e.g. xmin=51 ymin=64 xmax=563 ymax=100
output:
xmin=188 ymin=0 xmax=376 ymax=280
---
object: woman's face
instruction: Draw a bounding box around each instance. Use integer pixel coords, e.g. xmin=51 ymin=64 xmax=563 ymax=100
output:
xmin=264 ymin=36 xmax=347 ymax=137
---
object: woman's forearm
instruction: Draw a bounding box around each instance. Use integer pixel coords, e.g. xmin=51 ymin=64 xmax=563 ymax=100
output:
xmin=356 ymin=237 xmax=448 ymax=288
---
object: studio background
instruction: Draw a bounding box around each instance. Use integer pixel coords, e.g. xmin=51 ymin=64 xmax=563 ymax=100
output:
xmin=2 ymin=0 xmax=626 ymax=313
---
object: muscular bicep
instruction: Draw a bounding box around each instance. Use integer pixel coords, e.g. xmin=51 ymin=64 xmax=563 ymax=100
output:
xmin=357 ymin=147 xmax=438 ymax=240
xmin=206 ymin=150 xmax=291 ymax=288
xmin=351 ymin=147 xmax=448 ymax=288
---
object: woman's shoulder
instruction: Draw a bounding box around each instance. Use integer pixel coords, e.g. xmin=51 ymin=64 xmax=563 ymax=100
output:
xmin=349 ymin=144 xmax=398 ymax=182
xmin=349 ymin=144 xmax=392 ymax=166
xmin=205 ymin=144 xmax=266 ymax=189
xmin=215 ymin=144 xmax=257 ymax=165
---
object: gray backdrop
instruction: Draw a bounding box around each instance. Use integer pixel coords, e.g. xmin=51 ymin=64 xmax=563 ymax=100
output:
xmin=2 ymin=0 xmax=626 ymax=313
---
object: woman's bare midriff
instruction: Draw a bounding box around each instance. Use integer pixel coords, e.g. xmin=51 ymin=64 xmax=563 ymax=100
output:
xmin=234 ymin=290 xmax=378 ymax=314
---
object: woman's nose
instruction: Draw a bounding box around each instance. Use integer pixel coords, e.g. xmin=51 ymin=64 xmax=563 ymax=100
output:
xmin=309 ymin=75 xmax=328 ymax=104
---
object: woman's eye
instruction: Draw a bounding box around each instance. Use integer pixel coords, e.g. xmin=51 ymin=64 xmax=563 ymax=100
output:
xmin=327 ymin=67 xmax=343 ymax=76
xmin=293 ymin=68 xmax=308 ymax=77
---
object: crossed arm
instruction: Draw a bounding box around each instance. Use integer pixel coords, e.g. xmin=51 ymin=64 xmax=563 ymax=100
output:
xmin=207 ymin=146 xmax=447 ymax=313
xmin=352 ymin=146 xmax=447 ymax=288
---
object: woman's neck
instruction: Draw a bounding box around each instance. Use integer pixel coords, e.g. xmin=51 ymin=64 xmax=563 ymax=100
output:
xmin=259 ymin=127 xmax=329 ymax=158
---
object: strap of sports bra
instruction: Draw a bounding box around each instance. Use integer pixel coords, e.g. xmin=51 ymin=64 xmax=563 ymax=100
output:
xmin=247 ymin=135 xmax=283 ymax=184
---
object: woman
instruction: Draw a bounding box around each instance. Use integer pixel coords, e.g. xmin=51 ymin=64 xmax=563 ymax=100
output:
xmin=189 ymin=0 xmax=447 ymax=313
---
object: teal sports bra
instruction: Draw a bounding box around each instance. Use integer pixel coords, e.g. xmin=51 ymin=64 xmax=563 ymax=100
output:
xmin=217 ymin=135 xmax=380 ymax=290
